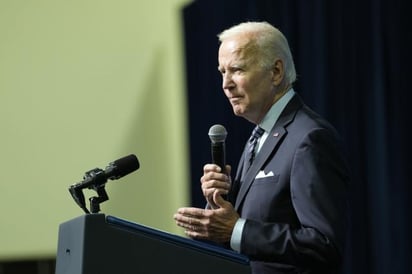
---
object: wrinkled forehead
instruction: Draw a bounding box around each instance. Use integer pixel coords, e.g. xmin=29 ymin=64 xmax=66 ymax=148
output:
xmin=218 ymin=36 xmax=259 ymax=64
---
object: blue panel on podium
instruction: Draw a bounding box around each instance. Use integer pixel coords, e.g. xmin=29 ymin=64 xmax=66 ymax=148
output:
xmin=55 ymin=214 xmax=251 ymax=274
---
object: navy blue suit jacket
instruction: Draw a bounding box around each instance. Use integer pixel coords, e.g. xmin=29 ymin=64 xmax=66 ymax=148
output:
xmin=228 ymin=94 xmax=349 ymax=274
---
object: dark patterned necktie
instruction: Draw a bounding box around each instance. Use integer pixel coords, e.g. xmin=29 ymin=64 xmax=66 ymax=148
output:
xmin=245 ymin=126 xmax=265 ymax=171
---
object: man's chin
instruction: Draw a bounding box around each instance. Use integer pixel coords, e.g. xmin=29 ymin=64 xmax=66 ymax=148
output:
xmin=232 ymin=107 xmax=243 ymax=116
xmin=232 ymin=109 xmax=246 ymax=119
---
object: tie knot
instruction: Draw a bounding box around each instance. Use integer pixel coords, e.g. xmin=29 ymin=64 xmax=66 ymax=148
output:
xmin=249 ymin=126 xmax=264 ymax=142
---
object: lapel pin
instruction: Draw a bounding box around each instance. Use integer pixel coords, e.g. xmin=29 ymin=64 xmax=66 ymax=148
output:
xmin=273 ymin=132 xmax=279 ymax=137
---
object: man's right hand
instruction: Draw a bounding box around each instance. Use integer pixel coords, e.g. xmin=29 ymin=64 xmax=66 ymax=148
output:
xmin=200 ymin=164 xmax=231 ymax=208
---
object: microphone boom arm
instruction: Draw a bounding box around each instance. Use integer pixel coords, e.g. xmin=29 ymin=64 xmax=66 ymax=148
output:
xmin=68 ymin=154 xmax=139 ymax=214
xmin=69 ymin=167 xmax=110 ymax=214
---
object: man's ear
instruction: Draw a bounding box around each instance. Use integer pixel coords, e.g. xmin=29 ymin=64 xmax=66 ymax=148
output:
xmin=272 ymin=59 xmax=285 ymax=86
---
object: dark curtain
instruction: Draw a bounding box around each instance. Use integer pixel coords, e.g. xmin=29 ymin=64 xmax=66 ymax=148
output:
xmin=182 ymin=0 xmax=409 ymax=273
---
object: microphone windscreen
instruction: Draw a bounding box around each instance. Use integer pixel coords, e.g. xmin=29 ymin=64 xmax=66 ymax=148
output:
xmin=110 ymin=154 xmax=140 ymax=179
xmin=208 ymin=124 xmax=227 ymax=143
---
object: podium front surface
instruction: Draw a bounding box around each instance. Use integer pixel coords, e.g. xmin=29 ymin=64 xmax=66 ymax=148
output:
xmin=55 ymin=214 xmax=251 ymax=274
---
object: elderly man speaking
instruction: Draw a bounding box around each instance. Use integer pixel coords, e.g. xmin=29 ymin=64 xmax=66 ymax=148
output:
xmin=174 ymin=21 xmax=349 ymax=274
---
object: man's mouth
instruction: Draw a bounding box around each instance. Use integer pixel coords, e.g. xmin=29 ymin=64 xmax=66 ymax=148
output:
xmin=229 ymin=96 xmax=242 ymax=103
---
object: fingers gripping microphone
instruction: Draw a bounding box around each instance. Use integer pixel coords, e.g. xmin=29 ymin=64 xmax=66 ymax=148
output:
xmin=208 ymin=124 xmax=227 ymax=173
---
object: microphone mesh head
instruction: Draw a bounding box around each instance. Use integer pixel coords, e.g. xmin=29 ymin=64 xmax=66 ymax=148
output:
xmin=208 ymin=124 xmax=227 ymax=143
xmin=111 ymin=154 xmax=140 ymax=179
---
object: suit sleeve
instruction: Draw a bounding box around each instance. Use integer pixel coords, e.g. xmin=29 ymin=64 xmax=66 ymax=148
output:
xmin=240 ymin=128 xmax=349 ymax=269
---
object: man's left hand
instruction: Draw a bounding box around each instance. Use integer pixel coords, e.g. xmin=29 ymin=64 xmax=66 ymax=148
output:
xmin=174 ymin=191 xmax=239 ymax=243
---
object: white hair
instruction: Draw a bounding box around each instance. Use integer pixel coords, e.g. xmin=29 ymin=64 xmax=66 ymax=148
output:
xmin=218 ymin=22 xmax=297 ymax=85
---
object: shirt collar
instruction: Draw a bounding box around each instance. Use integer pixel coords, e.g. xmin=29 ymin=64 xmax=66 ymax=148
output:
xmin=259 ymin=88 xmax=295 ymax=132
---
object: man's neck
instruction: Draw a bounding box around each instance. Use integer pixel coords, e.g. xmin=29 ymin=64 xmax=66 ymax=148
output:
xmin=255 ymin=84 xmax=292 ymax=124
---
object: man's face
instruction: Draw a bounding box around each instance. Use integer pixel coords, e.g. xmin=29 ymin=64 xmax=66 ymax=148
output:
xmin=218 ymin=35 xmax=277 ymax=124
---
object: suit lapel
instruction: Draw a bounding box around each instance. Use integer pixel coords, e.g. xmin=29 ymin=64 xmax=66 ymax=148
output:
xmin=234 ymin=95 xmax=303 ymax=210
xmin=234 ymin=127 xmax=286 ymax=209
xmin=229 ymin=146 xmax=247 ymax=204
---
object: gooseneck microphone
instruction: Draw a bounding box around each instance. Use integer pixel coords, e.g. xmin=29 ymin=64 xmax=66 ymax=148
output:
xmin=208 ymin=124 xmax=227 ymax=173
xmin=74 ymin=154 xmax=140 ymax=189
xmin=69 ymin=154 xmax=140 ymax=213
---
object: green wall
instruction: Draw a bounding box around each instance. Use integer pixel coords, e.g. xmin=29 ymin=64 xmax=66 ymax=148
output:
xmin=0 ymin=0 xmax=191 ymax=260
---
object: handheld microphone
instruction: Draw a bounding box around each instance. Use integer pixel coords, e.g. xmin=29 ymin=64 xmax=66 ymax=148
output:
xmin=208 ymin=124 xmax=227 ymax=173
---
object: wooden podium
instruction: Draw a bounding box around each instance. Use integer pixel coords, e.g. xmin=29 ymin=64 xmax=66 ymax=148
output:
xmin=55 ymin=214 xmax=251 ymax=274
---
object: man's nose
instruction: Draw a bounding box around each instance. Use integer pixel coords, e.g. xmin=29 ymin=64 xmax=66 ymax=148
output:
xmin=222 ymin=73 xmax=234 ymax=90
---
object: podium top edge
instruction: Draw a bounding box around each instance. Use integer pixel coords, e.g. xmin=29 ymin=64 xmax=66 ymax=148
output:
xmin=105 ymin=215 xmax=250 ymax=265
